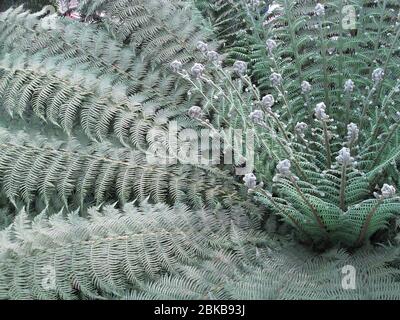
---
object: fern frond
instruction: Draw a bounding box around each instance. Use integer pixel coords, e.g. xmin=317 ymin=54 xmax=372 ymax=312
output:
xmin=128 ymin=245 xmax=400 ymax=300
xmin=0 ymin=124 xmax=237 ymax=210
xmin=0 ymin=201 xmax=259 ymax=299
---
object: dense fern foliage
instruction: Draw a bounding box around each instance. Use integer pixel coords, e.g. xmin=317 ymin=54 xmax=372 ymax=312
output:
xmin=1 ymin=0 xmax=400 ymax=300
xmin=0 ymin=0 xmax=54 ymax=11
xmin=0 ymin=202 xmax=264 ymax=299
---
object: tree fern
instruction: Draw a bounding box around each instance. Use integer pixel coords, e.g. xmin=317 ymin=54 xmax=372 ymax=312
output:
xmin=171 ymin=0 xmax=400 ymax=249
xmin=1 ymin=0 xmax=400 ymax=300
xmin=129 ymin=245 xmax=400 ymax=300
xmin=78 ymin=0 xmax=214 ymax=64
xmin=0 ymin=202 xmax=262 ymax=299
xmin=0 ymin=120 xmax=239 ymax=211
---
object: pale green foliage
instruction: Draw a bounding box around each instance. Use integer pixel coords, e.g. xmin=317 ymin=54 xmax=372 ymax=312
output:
xmin=0 ymin=122 xmax=235 ymax=210
xmin=1 ymin=0 xmax=400 ymax=300
xmin=0 ymin=5 xmax=243 ymax=212
xmin=245 ymin=0 xmax=400 ymax=248
xmin=129 ymin=245 xmax=400 ymax=300
xmin=0 ymin=0 xmax=54 ymax=12
xmin=185 ymin=0 xmax=400 ymax=248
xmin=0 ymin=202 xmax=261 ymax=299
xmin=78 ymin=0 xmax=214 ymax=64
